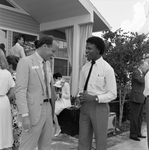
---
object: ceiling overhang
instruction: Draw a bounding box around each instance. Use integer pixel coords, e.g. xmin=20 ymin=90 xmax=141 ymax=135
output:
xmin=13 ymin=0 xmax=111 ymax=32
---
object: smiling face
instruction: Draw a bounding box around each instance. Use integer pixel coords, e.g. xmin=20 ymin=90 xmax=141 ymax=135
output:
xmin=18 ymin=37 xmax=24 ymax=46
xmin=85 ymin=42 xmax=101 ymax=61
xmin=42 ymin=40 xmax=59 ymax=61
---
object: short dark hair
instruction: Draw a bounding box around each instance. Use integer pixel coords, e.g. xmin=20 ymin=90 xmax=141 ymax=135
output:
xmin=38 ymin=36 xmax=54 ymax=48
xmin=34 ymin=40 xmax=39 ymax=49
xmin=0 ymin=43 xmax=5 ymax=50
xmin=6 ymin=55 xmax=19 ymax=71
xmin=53 ymin=72 xmax=62 ymax=79
xmin=86 ymin=36 xmax=105 ymax=55
xmin=15 ymin=35 xmax=25 ymax=44
xmin=0 ymin=43 xmax=6 ymax=55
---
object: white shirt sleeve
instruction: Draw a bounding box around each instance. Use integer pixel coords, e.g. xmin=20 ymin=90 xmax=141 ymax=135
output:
xmin=97 ymin=67 xmax=117 ymax=103
xmin=144 ymin=72 xmax=149 ymax=97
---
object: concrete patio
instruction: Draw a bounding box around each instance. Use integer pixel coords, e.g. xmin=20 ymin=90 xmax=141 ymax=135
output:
xmin=51 ymin=124 xmax=148 ymax=150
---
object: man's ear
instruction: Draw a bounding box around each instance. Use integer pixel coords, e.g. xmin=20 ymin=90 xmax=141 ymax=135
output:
xmin=42 ymin=44 xmax=47 ymax=49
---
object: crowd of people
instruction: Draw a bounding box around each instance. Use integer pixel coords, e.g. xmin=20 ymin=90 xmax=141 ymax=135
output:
xmin=1 ymin=34 xmax=149 ymax=150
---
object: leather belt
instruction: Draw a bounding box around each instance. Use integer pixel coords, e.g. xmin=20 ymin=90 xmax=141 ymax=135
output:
xmin=43 ymin=99 xmax=51 ymax=102
xmin=147 ymin=96 xmax=149 ymax=97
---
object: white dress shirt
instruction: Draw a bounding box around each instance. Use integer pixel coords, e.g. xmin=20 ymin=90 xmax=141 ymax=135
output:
xmin=78 ymin=57 xmax=117 ymax=103
xmin=9 ymin=43 xmax=26 ymax=58
xmin=143 ymin=71 xmax=149 ymax=97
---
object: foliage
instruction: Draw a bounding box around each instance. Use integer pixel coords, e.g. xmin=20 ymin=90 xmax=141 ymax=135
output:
xmin=102 ymin=29 xmax=149 ymax=125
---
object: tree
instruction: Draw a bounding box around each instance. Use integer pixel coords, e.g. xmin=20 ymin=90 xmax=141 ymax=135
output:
xmin=102 ymin=29 xmax=149 ymax=126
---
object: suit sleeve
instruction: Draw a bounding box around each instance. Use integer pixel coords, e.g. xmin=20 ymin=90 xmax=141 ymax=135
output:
xmin=132 ymin=70 xmax=144 ymax=85
xmin=15 ymin=58 xmax=29 ymax=114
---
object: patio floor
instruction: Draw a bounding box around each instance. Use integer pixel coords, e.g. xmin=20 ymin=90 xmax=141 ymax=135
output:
xmin=51 ymin=124 xmax=148 ymax=150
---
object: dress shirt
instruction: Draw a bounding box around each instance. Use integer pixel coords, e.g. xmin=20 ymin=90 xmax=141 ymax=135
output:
xmin=9 ymin=43 xmax=26 ymax=58
xmin=143 ymin=71 xmax=149 ymax=97
xmin=79 ymin=57 xmax=117 ymax=103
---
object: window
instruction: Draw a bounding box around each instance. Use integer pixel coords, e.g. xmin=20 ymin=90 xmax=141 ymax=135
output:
xmin=53 ymin=39 xmax=71 ymax=76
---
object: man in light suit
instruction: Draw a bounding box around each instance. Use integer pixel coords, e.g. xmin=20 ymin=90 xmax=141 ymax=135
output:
xmin=15 ymin=36 xmax=59 ymax=150
xmin=130 ymin=60 xmax=148 ymax=141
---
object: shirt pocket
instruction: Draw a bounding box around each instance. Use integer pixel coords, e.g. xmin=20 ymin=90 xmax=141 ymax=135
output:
xmin=95 ymin=76 xmax=105 ymax=88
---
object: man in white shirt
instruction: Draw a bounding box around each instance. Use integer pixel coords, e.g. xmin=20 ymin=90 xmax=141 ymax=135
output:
xmin=8 ymin=35 xmax=26 ymax=58
xmin=77 ymin=36 xmax=117 ymax=150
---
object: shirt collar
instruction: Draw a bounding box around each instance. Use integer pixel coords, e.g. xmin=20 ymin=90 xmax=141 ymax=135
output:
xmin=35 ymin=51 xmax=44 ymax=64
xmin=95 ymin=57 xmax=103 ymax=66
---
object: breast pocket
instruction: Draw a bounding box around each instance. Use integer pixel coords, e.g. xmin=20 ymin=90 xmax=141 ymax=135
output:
xmin=95 ymin=76 xmax=105 ymax=88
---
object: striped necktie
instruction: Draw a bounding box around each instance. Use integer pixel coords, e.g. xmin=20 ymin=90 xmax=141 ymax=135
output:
xmin=42 ymin=61 xmax=50 ymax=99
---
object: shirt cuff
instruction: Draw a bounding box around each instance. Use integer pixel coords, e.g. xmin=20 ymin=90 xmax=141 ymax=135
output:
xmin=95 ymin=95 xmax=100 ymax=103
xmin=22 ymin=113 xmax=29 ymax=117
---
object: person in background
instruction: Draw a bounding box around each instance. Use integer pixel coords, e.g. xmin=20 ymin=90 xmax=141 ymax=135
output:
xmin=34 ymin=40 xmax=39 ymax=49
xmin=15 ymin=36 xmax=58 ymax=150
xmin=77 ymin=36 xmax=117 ymax=150
xmin=6 ymin=55 xmax=21 ymax=150
xmin=0 ymin=43 xmax=6 ymax=56
xmin=0 ymin=50 xmax=15 ymax=150
xmin=143 ymin=63 xmax=149 ymax=149
xmin=53 ymin=72 xmax=71 ymax=136
xmin=8 ymin=35 xmax=26 ymax=59
xmin=129 ymin=60 xmax=148 ymax=141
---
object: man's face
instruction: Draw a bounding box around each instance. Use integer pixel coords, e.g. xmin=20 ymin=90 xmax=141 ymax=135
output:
xmin=85 ymin=43 xmax=100 ymax=61
xmin=44 ymin=40 xmax=58 ymax=61
xmin=18 ymin=37 xmax=24 ymax=46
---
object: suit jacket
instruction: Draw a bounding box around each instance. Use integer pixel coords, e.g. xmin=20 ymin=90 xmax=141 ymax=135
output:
xmin=130 ymin=68 xmax=145 ymax=103
xmin=15 ymin=53 xmax=56 ymax=125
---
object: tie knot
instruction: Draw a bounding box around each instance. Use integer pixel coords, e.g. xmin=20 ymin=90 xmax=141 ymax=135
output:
xmin=91 ymin=60 xmax=95 ymax=65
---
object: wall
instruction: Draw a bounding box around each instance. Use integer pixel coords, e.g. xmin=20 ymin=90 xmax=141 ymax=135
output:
xmin=0 ymin=8 xmax=40 ymax=34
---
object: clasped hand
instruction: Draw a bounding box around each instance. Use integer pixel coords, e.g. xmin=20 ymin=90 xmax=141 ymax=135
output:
xmin=78 ymin=92 xmax=95 ymax=103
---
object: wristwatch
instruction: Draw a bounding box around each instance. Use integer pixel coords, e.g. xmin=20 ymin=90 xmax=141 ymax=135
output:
xmin=95 ymin=96 xmax=99 ymax=102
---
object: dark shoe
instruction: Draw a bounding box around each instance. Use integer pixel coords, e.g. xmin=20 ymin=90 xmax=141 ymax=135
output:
xmin=130 ymin=137 xmax=140 ymax=141
xmin=138 ymin=135 xmax=146 ymax=138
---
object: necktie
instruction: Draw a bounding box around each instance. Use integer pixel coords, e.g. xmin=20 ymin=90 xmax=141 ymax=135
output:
xmin=83 ymin=60 xmax=95 ymax=91
xmin=43 ymin=61 xmax=50 ymax=99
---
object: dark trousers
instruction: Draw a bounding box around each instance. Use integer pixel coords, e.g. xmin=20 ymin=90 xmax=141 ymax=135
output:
xmin=130 ymin=101 xmax=144 ymax=138
xmin=78 ymin=102 xmax=109 ymax=150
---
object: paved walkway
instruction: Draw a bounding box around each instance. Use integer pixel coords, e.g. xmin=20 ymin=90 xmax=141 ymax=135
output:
xmin=51 ymin=125 xmax=148 ymax=150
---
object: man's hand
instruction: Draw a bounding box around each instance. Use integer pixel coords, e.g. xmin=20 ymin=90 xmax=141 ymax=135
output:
xmin=75 ymin=97 xmax=81 ymax=108
xmin=22 ymin=116 xmax=31 ymax=132
xmin=79 ymin=92 xmax=95 ymax=103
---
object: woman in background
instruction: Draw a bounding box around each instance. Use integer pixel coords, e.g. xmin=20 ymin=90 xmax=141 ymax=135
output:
xmin=6 ymin=55 xmax=21 ymax=150
xmin=53 ymin=72 xmax=71 ymax=136
xmin=0 ymin=50 xmax=15 ymax=150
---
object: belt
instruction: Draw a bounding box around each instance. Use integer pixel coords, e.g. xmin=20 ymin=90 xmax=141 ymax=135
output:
xmin=43 ymin=99 xmax=51 ymax=102
xmin=147 ymin=96 xmax=149 ymax=97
